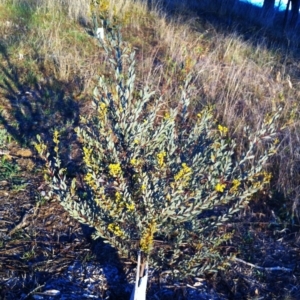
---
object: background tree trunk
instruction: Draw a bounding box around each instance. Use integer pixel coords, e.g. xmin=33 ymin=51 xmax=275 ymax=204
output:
xmin=290 ymin=0 xmax=300 ymax=28
xmin=262 ymin=0 xmax=275 ymax=16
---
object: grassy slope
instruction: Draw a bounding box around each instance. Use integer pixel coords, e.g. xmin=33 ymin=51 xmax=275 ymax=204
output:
xmin=0 ymin=0 xmax=300 ymax=299
xmin=1 ymin=0 xmax=299 ymax=215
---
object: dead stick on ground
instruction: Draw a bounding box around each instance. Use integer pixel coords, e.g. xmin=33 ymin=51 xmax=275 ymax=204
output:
xmin=7 ymin=212 xmax=30 ymax=236
xmin=20 ymin=283 xmax=46 ymax=300
xmin=233 ymin=257 xmax=293 ymax=272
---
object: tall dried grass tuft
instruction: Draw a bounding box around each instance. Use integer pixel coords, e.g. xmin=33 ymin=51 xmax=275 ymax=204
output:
xmin=0 ymin=0 xmax=91 ymax=21
xmin=1 ymin=0 xmax=300 ymax=216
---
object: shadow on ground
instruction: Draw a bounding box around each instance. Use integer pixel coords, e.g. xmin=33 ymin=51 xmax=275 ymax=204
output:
xmin=0 ymin=26 xmax=132 ymax=299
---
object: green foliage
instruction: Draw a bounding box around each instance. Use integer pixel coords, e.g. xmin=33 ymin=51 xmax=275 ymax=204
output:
xmin=36 ymin=31 xmax=281 ymax=279
xmin=0 ymin=156 xmax=20 ymax=182
xmin=0 ymin=128 xmax=13 ymax=148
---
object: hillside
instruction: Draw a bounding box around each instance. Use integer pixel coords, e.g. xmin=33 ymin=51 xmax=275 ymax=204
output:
xmin=0 ymin=0 xmax=300 ymax=299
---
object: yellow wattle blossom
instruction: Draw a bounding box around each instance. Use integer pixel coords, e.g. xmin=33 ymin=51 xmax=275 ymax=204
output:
xmin=157 ymin=151 xmax=166 ymax=168
xmin=133 ymin=139 xmax=139 ymax=145
xmin=268 ymin=148 xmax=277 ymax=155
xmin=218 ymin=124 xmax=228 ymax=135
xmin=53 ymin=130 xmax=60 ymax=153
xmin=115 ymin=191 xmax=122 ymax=203
xmin=174 ymin=163 xmax=192 ymax=182
xmin=252 ymin=171 xmax=272 ymax=185
xmin=230 ymin=179 xmax=241 ymax=193
xmin=84 ymin=172 xmax=97 ymax=191
xmin=53 ymin=130 xmax=60 ymax=144
xmin=264 ymin=113 xmax=273 ymax=125
xmin=215 ymin=182 xmax=226 ymax=193
xmin=253 ymin=181 xmax=263 ymax=189
xmin=130 ymin=158 xmax=139 ymax=167
xmin=98 ymin=102 xmax=107 ymax=120
xmin=262 ymin=171 xmax=272 ymax=184
xmin=166 ymin=194 xmax=171 ymax=201
xmin=83 ymin=147 xmax=93 ymax=167
xmin=126 ymin=202 xmax=135 ymax=211
xmin=140 ymin=220 xmax=157 ymax=253
xmin=164 ymin=112 xmax=171 ymax=120
xmin=109 ymin=163 xmax=122 ymax=177
xmin=108 ymin=223 xmax=124 ymax=237
xmin=34 ymin=142 xmax=47 ymax=155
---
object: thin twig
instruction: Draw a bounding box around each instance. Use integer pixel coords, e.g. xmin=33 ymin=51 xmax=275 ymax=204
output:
xmin=20 ymin=283 xmax=46 ymax=300
xmin=233 ymin=257 xmax=293 ymax=272
xmin=7 ymin=212 xmax=30 ymax=236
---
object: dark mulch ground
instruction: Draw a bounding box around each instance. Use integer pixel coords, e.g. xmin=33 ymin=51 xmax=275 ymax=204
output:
xmin=0 ymin=154 xmax=225 ymax=300
xmin=0 ymin=151 xmax=300 ymax=300
xmin=0 ymin=74 xmax=299 ymax=300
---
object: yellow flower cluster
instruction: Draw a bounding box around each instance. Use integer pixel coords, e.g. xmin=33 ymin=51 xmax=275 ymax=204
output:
xmin=99 ymin=0 xmax=110 ymax=12
xmin=218 ymin=124 xmax=228 ymax=135
xmin=84 ymin=173 xmax=97 ymax=191
xmin=109 ymin=163 xmax=122 ymax=177
xmin=53 ymin=130 xmax=59 ymax=144
xmin=230 ymin=179 xmax=241 ymax=193
xmin=111 ymin=191 xmax=135 ymax=214
xmin=252 ymin=171 xmax=272 ymax=185
xmin=174 ymin=163 xmax=192 ymax=186
xmin=140 ymin=220 xmax=157 ymax=253
xmin=115 ymin=191 xmax=122 ymax=202
xmin=108 ymin=223 xmax=124 ymax=237
xmin=94 ymin=187 xmax=107 ymax=208
xmin=157 ymin=151 xmax=166 ymax=168
xmin=98 ymin=102 xmax=107 ymax=120
xmin=126 ymin=202 xmax=135 ymax=211
xmin=53 ymin=130 xmax=60 ymax=153
xmin=164 ymin=112 xmax=171 ymax=120
xmin=215 ymin=182 xmax=226 ymax=193
xmin=264 ymin=113 xmax=273 ymax=125
xmin=166 ymin=194 xmax=171 ymax=201
xmin=130 ymin=158 xmax=140 ymax=167
xmin=83 ymin=147 xmax=93 ymax=167
xmin=262 ymin=171 xmax=272 ymax=184
xmin=34 ymin=142 xmax=47 ymax=155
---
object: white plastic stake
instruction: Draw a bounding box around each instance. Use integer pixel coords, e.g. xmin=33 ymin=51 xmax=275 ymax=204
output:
xmin=96 ymin=27 xmax=105 ymax=42
xmin=130 ymin=252 xmax=148 ymax=300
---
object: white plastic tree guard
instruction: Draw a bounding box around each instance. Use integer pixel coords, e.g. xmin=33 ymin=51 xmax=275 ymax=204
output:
xmin=96 ymin=27 xmax=105 ymax=42
xmin=130 ymin=252 xmax=148 ymax=300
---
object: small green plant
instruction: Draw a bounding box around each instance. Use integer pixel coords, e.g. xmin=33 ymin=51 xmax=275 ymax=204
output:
xmin=35 ymin=191 xmax=47 ymax=206
xmin=35 ymin=31 xmax=281 ymax=279
xmin=0 ymin=128 xmax=13 ymax=147
xmin=21 ymin=248 xmax=35 ymax=261
xmin=0 ymin=156 xmax=20 ymax=182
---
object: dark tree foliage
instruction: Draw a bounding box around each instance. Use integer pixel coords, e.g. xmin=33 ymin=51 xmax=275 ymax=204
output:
xmin=262 ymin=0 xmax=300 ymax=28
xmin=262 ymin=0 xmax=275 ymax=17
xmin=289 ymin=0 xmax=300 ymax=28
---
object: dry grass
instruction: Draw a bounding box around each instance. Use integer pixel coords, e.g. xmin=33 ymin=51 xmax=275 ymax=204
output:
xmin=0 ymin=0 xmax=299 ymax=229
